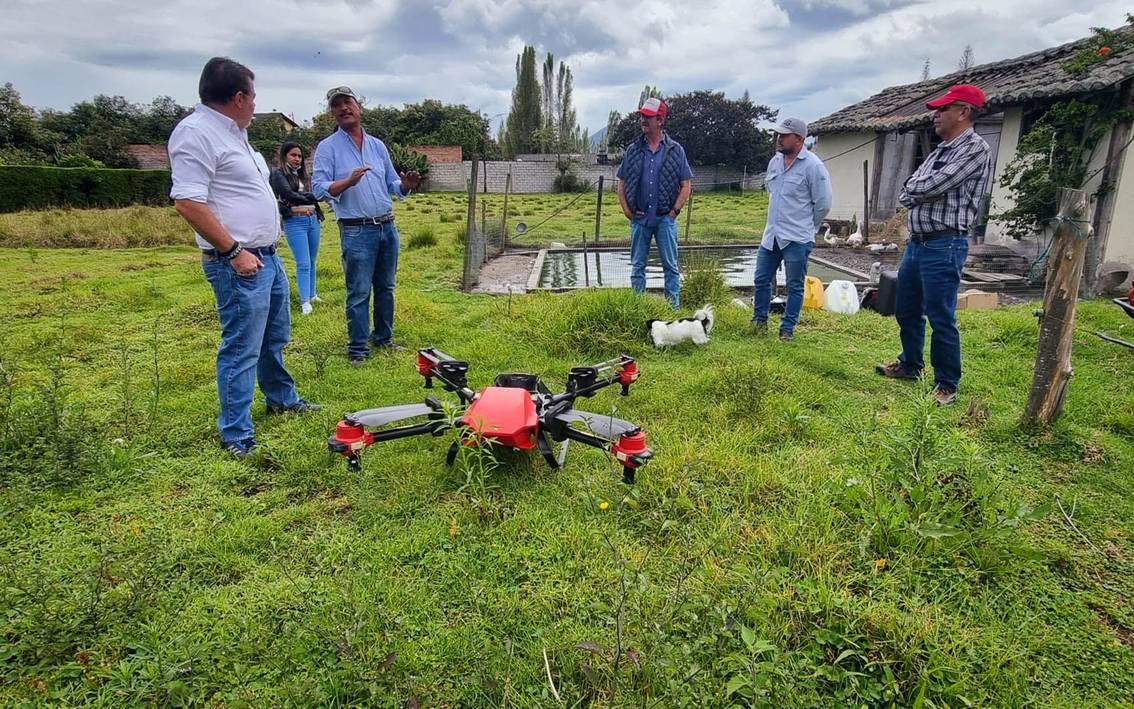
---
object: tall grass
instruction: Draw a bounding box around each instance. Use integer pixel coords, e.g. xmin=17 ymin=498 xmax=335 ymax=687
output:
xmin=0 ymin=206 xmax=190 ymax=248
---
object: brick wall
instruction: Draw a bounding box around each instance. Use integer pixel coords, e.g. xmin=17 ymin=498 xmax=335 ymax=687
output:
xmin=127 ymin=144 xmax=170 ymax=170
xmin=425 ymin=160 xmax=762 ymax=193
xmin=406 ymin=145 xmax=462 ymax=163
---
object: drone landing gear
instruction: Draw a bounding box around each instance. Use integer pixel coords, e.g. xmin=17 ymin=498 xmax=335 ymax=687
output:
xmin=536 ymin=432 xmax=568 ymax=470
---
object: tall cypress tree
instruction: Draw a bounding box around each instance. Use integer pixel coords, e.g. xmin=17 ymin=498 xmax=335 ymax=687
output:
xmin=503 ymin=45 xmax=542 ymax=157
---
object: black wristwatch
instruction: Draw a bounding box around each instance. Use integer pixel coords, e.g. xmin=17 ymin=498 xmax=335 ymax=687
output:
xmin=223 ymin=243 xmax=244 ymax=261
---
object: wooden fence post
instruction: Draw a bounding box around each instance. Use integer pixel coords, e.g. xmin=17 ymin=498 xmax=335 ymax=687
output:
xmin=862 ymin=160 xmax=871 ymax=244
xmin=462 ymin=159 xmax=479 ymax=290
xmin=593 ymin=175 xmax=604 ymax=245
xmin=1023 ymin=188 xmax=1093 ymax=426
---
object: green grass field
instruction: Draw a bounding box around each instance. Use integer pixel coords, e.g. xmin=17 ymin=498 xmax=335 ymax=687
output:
xmin=0 ymin=191 xmax=770 ymax=250
xmin=1 ymin=210 xmax=1133 ymax=706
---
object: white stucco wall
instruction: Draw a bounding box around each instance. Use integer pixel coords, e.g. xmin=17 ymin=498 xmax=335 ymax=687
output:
xmin=984 ymin=107 xmax=1023 ymax=243
xmin=1106 ymin=129 xmax=1134 ymax=264
xmin=811 ymin=131 xmax=876 ymax=221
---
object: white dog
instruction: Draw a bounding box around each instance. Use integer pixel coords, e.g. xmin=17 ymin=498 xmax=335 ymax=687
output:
xmin=647 ymin=305 xmax=715 ymax=347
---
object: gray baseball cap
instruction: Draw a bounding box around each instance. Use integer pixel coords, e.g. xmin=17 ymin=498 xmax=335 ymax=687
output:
xmin=326 ymin=86 xmax=361 ymax=104
xmin=773 ymin=117 xmax=807 ymax=137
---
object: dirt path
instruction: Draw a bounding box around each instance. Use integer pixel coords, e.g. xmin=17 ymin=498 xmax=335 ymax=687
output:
xmin=472 ymin=252 xmax=538 ymax=294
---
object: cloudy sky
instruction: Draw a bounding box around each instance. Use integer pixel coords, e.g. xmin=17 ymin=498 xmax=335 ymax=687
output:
xmin=3 ymin=0 xmax=1130 ymax=136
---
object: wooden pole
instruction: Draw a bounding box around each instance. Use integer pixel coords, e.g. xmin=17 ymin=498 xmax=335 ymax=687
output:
xmin=582 ymin=231 xmax=590 ymax=287
xmin=501 ymin=172 xmax=512 ymax=251
xmin=463 ymin=158 xmax=479 ymax=290
xmin=593 ymin=175 xmax=604 ymax=245
xmin=862 ymin=160 xmax=871 ymax=244
xmin=1023 ymin=188 xmax=1093 ymax=427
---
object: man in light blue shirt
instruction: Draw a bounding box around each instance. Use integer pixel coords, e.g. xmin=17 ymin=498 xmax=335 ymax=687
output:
xmin=752 ymin=117 xmax=832 ymax=340
xmin=312 ymin=86 xmax=422 ymax=364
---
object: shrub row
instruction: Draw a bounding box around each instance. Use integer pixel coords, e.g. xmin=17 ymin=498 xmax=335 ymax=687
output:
xmin=0 ymin=166 xmax=172 ymax=212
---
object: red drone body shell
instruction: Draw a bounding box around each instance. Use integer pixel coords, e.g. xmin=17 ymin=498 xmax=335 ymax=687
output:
xmin=460 ymin=386 xmax=540 ymax=449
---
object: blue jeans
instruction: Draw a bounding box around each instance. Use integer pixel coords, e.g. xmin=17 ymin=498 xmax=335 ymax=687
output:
xmin=340 ymin=222 xmax=399 ymax=358
xmin=752 ymin=239 xmax=813 ymax=333
xmin=895 ymin=235 xmax=969 ymax=390
xmin=630 ymin=217 xmax=680 ymax=307
xmin=202 ymin=250 xmax=299 ymax=444
xmin=283 ymin=214 xmax=321 ymax=304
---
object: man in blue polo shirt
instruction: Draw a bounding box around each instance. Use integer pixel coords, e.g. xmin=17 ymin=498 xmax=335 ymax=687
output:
xmin=616 ymin=98 xmax=693 ymax=308
xmin=312 ymin=86 xmax=422 ymax=365
xmin=752 ymin=117 xmax=832 ymax=341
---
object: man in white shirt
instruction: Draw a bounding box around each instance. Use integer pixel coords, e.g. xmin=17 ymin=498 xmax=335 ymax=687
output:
xmin=169 ymin=57 xmax=319 ymax=459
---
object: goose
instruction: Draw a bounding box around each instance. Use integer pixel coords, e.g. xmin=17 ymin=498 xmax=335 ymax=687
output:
xmin=866 ymin=241 xmax=900 ymax=254
xmin=820 ymin=222 xmax=841 ymax=246
xmin=846 ymin=225 xmax=864 ymax=248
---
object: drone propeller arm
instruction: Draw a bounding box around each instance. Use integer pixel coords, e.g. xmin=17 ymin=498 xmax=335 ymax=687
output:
xmin=329 ymin=398 xmax=450 ymax=468
xmin=549 ymin=355 xmax=640 ymax=407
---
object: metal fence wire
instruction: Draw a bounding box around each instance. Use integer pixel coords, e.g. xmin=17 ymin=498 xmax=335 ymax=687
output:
xmin=459 ymin=166 xmax=773 ymax=290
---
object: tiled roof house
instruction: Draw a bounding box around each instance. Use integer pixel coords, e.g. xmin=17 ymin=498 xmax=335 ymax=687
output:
xmin=809 ymin=25 xmax=1134 ymax=272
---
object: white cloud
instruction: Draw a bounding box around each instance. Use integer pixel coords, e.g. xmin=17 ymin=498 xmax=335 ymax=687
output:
xmin=1 ymin=0 xmax=1130 ymax=135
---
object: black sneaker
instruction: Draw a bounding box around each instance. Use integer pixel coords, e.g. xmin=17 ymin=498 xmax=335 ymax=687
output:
xmin=374 ymin=342 xmax=407 ymax=353
xmin=875 ymin=361 xmax=919 ymax=380
xmin=779 ymin=330 xmax=794 ymax=341
xmin=222 ymin=437 xmax=257 ymax=459
xmin=752 ymin=320 xmax=768 ymax=335
xmin=267 ymin=399 xmax=323 ymax=415
xmin=349 ymin=356 xmax=368 ymax=367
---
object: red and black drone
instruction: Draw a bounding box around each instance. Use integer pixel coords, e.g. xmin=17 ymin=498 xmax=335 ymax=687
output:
xmin=328 ymin=348 xmax=653 ymax=483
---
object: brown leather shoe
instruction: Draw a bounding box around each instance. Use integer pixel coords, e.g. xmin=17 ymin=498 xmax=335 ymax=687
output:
xmin=932 ymin=387 xmax=957 ymax=406
xmin=875 ymin=361 xmax=919 ymax=380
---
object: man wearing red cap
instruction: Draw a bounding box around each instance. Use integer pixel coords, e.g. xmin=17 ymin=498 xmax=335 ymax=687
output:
xmin=616 ymin=97 xmax=693 ymax=307
xmin=876 ymin=84 xmax=992 ymax=406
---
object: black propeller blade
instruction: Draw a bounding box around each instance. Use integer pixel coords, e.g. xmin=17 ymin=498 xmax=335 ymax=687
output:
xmin=555 ymin=410 xmax=639 ymax=439
xmin=347 ymin=402 xmax=439 ymax=428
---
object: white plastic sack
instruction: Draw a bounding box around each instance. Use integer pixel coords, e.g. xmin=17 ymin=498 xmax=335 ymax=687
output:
xmin=823 ymin=280 xmax=860 ymax=315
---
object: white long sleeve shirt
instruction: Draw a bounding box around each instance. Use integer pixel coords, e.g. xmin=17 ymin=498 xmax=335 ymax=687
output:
xmin=168 ymin=104 xmax=279 ymax=249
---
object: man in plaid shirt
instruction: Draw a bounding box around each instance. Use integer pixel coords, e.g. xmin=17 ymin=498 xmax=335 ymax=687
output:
xmin=876 ymin=84 xmax=992 ymax=405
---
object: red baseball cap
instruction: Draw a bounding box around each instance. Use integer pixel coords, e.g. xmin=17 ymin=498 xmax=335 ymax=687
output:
xmin=640 ymin=97 xmax=668 ymax=118
xmin=926 ymin=84 xmax=986 ymax=110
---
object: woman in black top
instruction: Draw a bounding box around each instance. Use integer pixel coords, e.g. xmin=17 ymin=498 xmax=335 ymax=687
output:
xmin=270 ymin=141 xmax=324 ymax=314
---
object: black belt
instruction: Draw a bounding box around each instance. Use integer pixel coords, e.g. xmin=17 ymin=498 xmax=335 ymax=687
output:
xmin=910 ymin=230 xmax=964 ymax=244
xmin=339 ymin=214 xmax=394 ymax=226
xmin=202 ymin=244 xmax=276 ymax=258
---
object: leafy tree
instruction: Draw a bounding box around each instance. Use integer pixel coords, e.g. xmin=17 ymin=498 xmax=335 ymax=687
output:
xmin=609 ymin=90 xmax=777 ymax=169
xmin=130 ymin=96 xmax=191 ymax=144
xmin=40 ymin=95 xmax=139 ymax=167
xmin=537 ymin=52 xmax=584 ymax=154
xmin=248 ymin=114 xmax=296 ymax=164
xmin=0 ymin=84 xmax=40 ymax=150
xmin=502 ymin=45 xmax=542 ymax=157
xmin=638 ymin=85 xmax=662 ymax=108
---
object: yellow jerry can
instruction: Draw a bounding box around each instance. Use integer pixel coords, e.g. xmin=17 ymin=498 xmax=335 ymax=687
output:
xmin=803 ymin=275 xmax=825 ymax=310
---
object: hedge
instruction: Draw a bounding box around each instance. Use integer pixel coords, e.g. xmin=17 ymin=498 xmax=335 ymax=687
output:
xmin=0 ymin=166 xmax=172 ymax=212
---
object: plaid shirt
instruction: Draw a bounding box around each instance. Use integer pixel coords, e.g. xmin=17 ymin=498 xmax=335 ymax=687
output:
xmin=899 ymin=127 xmax=991 ymax=235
